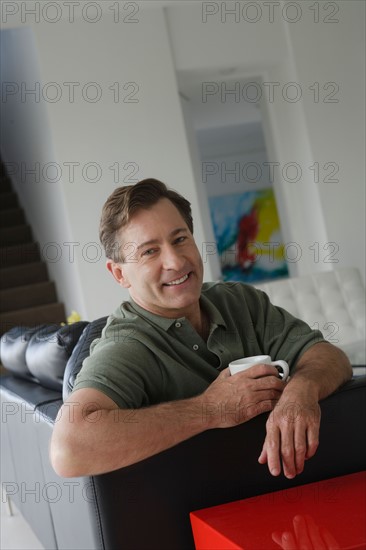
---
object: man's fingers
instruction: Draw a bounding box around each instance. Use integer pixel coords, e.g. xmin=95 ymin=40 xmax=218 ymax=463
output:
xmin=261 ymin=399 xmax=322 ymax=478
xmin=280 ymin=426 xmax=297 ymax=479
xmin=306 ymin=424 xmax=320 ymax=459
xmin=258 ymin=444 xmax=267 ymax=465
xmin=218 ymin=367 xmax=231 ymax=379
xmin=294 ymin=427 xmax=307 ymax=475
xmin=264 ymin=426 xmax=282 ymax=477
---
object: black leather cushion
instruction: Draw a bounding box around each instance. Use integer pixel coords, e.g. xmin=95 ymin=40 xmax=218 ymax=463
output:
xmin=25 ymin=322 xmax=89 ymax=391
xmin=0 ymin=375 xmax=63 ymax=409
xmin=0 ymin=326 xmax=47 ymax=382
xmin=62 ymin=317 xmax=107 ymax=401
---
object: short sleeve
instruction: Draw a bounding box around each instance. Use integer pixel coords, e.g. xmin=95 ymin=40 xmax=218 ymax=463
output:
xmin=247 ymin=286 xmax=325 ymax=368
xmin=72 ymin=338 xmax=164 ymax=408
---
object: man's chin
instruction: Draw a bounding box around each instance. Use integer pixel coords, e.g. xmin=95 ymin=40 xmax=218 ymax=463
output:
xmin=161 ymin=287 xmax=201 ymax=311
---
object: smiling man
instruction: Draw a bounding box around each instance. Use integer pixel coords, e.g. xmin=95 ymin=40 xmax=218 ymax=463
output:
xmin=50 ymin=179 xmax=352 ymax=480
xmin=107 ymin=198 xmax=205 ymax=333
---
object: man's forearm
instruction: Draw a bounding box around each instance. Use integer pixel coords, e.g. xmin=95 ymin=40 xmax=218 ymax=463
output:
xmin=52 ymin=395 xmax=209 ymax=477
xmin=286 ymin=342 xmax=352 ymax=400
xmin=52 ymin=364 xmax=285 ymax=478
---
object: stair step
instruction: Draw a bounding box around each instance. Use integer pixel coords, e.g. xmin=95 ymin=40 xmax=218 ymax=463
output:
xmin=0 ymin=224 xmax=32 ymax=246
xmin=0 ymin=302 xmax=66 ymax=335
xmin=0 ymin=262 xmax=49 ymax=289
xmin=0 ymin=242 xmax=40 ymax=267
xmin=0 ymin=208 xmax=26 ymax=227
xmin=0 ymin=281 xmax=58 ymax=313
xmin=0 ymin=192 xmax=18 ymax=210
xmin=0 ymin=170 xmax=66 ymax=334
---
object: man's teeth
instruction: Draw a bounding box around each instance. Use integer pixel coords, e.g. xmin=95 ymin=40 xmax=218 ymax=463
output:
xmin=166 ymin=274 xmax=189 ymax=286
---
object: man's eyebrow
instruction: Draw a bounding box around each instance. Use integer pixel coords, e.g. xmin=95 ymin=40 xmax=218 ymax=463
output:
xmin=136 ymin=228 xmax=188 ymax=251
xmin=135 ymin=239 xmax=159 ymax=252
xmin=170 ymin=227 xmax=188 ymax=238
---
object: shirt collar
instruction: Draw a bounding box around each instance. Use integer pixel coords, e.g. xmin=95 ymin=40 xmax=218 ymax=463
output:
xmin=127 ymin=299 xmax=179 ymax=331
xmin=126 ymin=294 xmax=227 ymax=332
xmin=200 ymin=293 xmax=227 ymax=330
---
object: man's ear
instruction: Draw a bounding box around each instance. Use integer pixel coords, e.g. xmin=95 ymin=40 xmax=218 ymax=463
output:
xmin=106 ymin=260 xmax=131 ymax=288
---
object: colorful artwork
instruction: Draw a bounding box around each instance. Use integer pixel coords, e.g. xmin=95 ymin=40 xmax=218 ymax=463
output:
xmin=209 ymin=189 xmax=289 ymax=283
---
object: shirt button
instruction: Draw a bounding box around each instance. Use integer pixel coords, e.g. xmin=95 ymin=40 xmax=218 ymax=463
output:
xmin=193 ymin=344 xmax=199 ymax=351
xmin=175 ymin=322 xmax=182 ymax=328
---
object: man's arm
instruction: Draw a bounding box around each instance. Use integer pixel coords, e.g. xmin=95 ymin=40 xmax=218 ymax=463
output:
xmin=50 ymin=364 xmax=285 ymax=477
xmin=258 ymin=342 xmax=352 ymax=479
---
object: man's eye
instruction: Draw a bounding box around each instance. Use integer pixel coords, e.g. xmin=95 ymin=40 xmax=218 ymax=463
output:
xmin=174 ymin=236 xmax=187 ymax=244
xmin=142 ymin=248 xmax=156 ymax=257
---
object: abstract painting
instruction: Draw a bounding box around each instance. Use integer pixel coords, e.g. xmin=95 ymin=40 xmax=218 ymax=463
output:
xmin=209 ymin=189 xmax=289 ymax=282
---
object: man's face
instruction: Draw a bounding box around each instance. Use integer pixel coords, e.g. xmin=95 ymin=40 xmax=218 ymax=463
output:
xmin=110 ymin=198 xmax=204 ymax=319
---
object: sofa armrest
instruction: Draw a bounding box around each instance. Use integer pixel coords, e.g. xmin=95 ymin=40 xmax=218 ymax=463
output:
xmin=63 ymin=317 xmax=107 ymax=401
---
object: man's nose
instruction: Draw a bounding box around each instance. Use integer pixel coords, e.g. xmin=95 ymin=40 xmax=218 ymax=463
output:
xmin=161 ymin=245 xmax=185 ymax=270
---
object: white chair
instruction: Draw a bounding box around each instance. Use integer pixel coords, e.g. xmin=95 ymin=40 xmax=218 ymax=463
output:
xmin=253 ymin=267 xmax=366 ymax=369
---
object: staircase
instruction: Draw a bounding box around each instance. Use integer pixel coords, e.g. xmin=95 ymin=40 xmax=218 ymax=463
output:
xmin=0 ymin=160 xmax=66 ymax=336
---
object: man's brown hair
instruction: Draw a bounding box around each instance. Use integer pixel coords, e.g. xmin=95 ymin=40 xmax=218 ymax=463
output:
xmin=99 ymin=178 xmax=193 ymax=262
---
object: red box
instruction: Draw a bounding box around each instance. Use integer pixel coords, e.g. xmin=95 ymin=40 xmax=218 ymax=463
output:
xmin=190 ymin=471 xmax=366 ymax=549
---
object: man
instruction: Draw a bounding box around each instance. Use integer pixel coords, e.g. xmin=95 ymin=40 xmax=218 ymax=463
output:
xmin=50 ymin=179 xmax=352 ymax=480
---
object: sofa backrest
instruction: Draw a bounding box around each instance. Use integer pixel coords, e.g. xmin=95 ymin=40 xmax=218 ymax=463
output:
xmin=62 ymin=317 xmax=108 ymax=401
xmin=77 ymin=377 xmax=366 ymax=549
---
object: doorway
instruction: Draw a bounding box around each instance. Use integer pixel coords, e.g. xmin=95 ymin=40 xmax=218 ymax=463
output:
xmin=178 ymin=74 xmax=289 ymax=283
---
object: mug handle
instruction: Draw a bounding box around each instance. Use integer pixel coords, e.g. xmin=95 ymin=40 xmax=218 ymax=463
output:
xmin=270 ymin=360 xmax=289 ymax=381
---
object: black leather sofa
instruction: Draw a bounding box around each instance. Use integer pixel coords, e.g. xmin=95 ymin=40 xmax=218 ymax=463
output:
xmin=1 ymin=320 xmax=365 ymax=550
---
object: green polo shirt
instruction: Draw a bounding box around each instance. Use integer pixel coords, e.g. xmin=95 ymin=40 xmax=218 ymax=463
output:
xmin=73 ymin=281 xmax=324 ymax=408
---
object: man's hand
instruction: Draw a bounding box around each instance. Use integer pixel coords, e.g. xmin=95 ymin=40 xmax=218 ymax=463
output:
xmin=258 ymin=380 xmax=321 ymax=479
xmin=201 ymin=364 xmax=286 ymax=428
xmin=258 ymin=342 xmax=352 ymax=479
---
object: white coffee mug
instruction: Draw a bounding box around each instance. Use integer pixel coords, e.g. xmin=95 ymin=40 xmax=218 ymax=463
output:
xmin=228 ymin=354 xmax=289 ymax=381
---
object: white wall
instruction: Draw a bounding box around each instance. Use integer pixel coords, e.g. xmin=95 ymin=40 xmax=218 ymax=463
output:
xmin=1 ymin=5 xmax=217 ymax=319
xmin=1 ymin=0 xmax=364 ymax=322
xmin=166 ymin=0 xmax=365 ymax=281
xmin=286 ymin=1 xmax=365 ymax=282
xmin=34 ymin=7 xmax=202 ymax=320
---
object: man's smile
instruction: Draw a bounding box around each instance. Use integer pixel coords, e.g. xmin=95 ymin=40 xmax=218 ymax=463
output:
xmin=163 ymin=272 xmax=191 ymax=286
